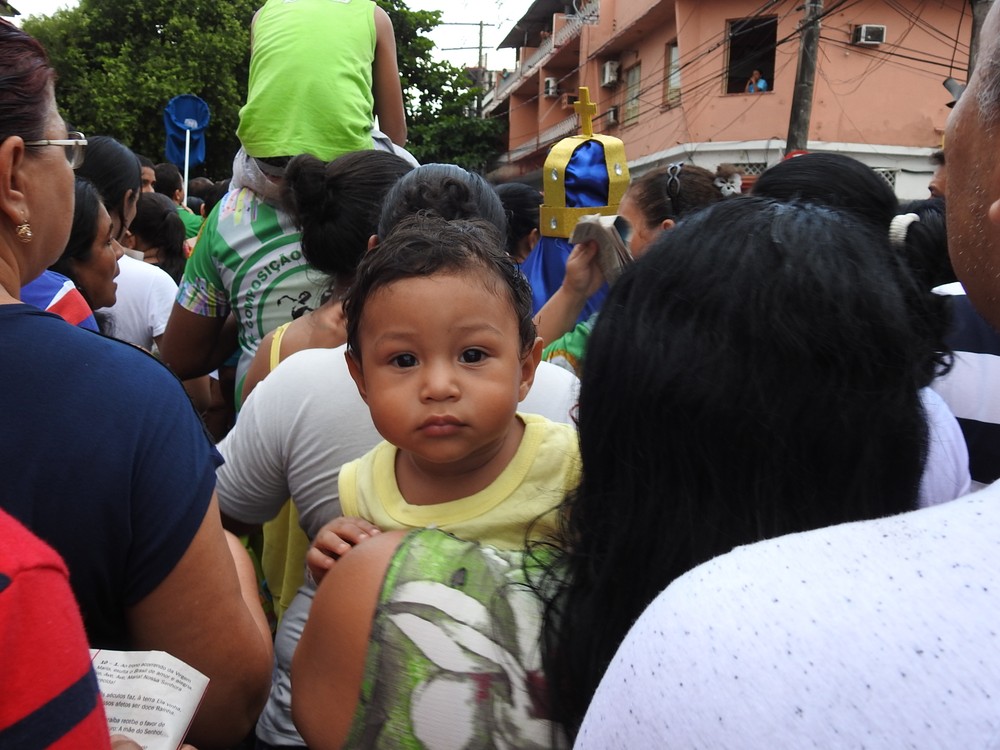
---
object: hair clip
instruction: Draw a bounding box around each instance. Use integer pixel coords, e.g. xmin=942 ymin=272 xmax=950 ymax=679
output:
xmin=665 ymin=162 xmax=684 ymax=198
xmin=889 ymin=213 xmax=920 ymax=250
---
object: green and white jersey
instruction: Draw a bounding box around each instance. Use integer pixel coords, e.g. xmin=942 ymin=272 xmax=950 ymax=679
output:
xmin=176 ymin=186 xmax=328 ymax=394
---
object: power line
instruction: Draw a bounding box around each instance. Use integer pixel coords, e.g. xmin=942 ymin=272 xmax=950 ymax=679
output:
xmin=491 ymin=0 xmax=793 ymax=130
xmin=488 ymin=0 xmax=951 ymax=154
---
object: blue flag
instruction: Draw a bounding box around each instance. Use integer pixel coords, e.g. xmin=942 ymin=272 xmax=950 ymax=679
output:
xmin=164 ymin=95 xmax=211 ymax=168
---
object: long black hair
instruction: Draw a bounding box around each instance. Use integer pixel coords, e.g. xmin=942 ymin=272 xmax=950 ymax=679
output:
xmin=74 ymin=135 xmax=141 ymax=240
xmin=753 ymin=152 xmax=898 ymax=231
xmin=541 ymin=197 xmax=933 ymax=739
xmin=50 ymin=177 xmax=105 ymax=284
xmin=130 ymin=192 xmax=186 ymax=283
xmin=495 ymin=182 xmax=541 ymax=260
xmin=753 ymin=152 xmax=951 ymax=383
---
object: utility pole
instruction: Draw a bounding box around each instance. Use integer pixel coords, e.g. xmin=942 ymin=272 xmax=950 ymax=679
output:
xmin=477 ymin=20 xmax=485 ymax=117
xmin=437 ymin=21 xmax=488 ymax=116
xmin=785 ymin=0 xmax=822 ymax=155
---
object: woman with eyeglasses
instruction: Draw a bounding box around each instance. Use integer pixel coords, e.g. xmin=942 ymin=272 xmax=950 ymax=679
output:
xmin=16 ymin=129 xmax=96 ymax=329
xmin=0 ymin=19 xmax=272 ymax=749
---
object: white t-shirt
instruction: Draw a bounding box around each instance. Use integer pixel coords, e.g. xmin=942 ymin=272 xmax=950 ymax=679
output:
xmin=918 ymin=386 xmax=971 ymax=506
xmin=577 ymin=485 xmax=1000 ymax=749
xmin=98 ymin=254 xmax=178 ymax=352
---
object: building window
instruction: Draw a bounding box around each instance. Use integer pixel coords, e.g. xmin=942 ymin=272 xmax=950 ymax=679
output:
xmin=664 ymin=42 xmax=681 ymax=106
xmin=726 ymin=16 xmax=777 ymax=94
xmin=625 ymin=63 xmax=641 ymax=125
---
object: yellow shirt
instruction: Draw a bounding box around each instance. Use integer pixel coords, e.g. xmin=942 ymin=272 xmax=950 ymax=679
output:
xmin=339 ymin=413 xmax=580 ymax=549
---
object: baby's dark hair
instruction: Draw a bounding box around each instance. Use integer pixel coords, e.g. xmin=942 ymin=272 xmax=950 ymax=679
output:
xmin=345 ymin=214 xmax=535 ymax=358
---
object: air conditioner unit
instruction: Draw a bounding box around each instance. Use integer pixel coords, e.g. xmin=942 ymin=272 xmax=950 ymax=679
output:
xmin=852 ymin=24 xmax=886 ymax=45
xmin=600 ymin=61 xmax=620 ymax=88
xmin=543 ymin=77 xmax=559 ymax=98
xmin=560 ymin=93 xmax=579 ymax=110
xmin=606 ymin=106 xmax=619 ymax=126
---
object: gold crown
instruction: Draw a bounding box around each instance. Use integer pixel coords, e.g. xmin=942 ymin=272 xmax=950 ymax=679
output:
xmin=540 ymin=87 xmax=630 ymax=239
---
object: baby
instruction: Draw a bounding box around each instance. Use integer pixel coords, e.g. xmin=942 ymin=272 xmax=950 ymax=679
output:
xmin=309 ymin=214 xmax=580 ymax=574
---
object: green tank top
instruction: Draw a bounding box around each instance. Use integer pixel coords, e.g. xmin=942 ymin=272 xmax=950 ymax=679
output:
xmin=237 ymin=0 xmax=376 ymax=160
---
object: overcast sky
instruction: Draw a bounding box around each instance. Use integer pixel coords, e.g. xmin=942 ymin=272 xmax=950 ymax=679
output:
xmin=15 ymin=0 xmax=534 ymax=70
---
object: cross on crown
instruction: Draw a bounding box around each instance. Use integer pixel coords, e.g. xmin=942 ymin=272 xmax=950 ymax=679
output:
xmin=573 ymin=86 xmax=598 ymax=138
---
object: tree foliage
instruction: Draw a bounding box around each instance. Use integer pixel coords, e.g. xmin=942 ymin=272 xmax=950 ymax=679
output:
xmin=25 ymin=0 xmax=255 ymax=178
xmin=379 ymin=0 xmax=506 ymax=171
xmin=25 ymin=0 xmax=504 ymax=178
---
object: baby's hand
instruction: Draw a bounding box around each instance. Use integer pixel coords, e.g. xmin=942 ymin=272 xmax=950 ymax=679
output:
xmin=306 ymin=516 xmax=382 ymax=585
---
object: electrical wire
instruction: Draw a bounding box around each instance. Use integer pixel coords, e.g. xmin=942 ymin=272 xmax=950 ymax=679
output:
xmin=495 ymin=0 xmax=800 ymax=144
xmin=488 ymin=0 xmax=955 ymax=153
xmin=948 ymin=0 xmax=967 ymax=75
xmin=820 ymin=34 xmax=965 ymax=72
xmin=492 ymin=0 xmax=797 ymax=130
xmin=882 ymin=0 xmax=970 ymax=51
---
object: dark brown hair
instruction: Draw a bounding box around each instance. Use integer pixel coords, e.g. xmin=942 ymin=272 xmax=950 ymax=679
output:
xmin=0 ymin=19 xmax=56 ymax=144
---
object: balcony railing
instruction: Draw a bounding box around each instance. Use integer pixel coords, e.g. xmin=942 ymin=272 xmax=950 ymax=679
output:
xmin=541 ymin=114 xmax=580 ymax=142
xmin=499 ymin=114 xmax=579 ymax=164
xmin=522 ymin=37 xmax=555 ymax=74
xmin=492 ymin=0 xmax=599 ymax=104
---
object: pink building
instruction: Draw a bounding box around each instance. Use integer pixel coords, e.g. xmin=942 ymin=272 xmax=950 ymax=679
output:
xmin=485 ymin=0 xmax=970 ymax=198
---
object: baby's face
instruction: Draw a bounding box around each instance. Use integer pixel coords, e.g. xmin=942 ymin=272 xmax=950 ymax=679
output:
xmin=347 ymin=270 xmax=537 ymax=472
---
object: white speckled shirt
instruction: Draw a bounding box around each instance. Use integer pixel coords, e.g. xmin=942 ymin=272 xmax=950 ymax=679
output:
xmin=577 ymin=485 xmax=1000 ymax=749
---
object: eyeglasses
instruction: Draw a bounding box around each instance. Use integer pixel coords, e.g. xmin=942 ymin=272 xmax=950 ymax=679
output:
xmin=23 ymin=131 xmax=88 ymax=169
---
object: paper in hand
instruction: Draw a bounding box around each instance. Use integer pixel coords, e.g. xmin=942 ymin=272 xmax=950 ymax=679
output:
xmin=570 ymin=214 xmax=633 ymax=285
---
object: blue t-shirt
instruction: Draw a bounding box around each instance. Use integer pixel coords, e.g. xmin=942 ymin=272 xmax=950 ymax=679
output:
xmin=0 ymin=304 xmax=221 ymax=647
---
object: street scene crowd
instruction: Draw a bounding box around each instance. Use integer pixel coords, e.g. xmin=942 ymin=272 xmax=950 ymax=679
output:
xmin=1 ymin=0 xmax=999 ymax=748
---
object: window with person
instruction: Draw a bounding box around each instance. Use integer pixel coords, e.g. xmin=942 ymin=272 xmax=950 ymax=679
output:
xmin=725 ymin=16 xmax=776 ymax=94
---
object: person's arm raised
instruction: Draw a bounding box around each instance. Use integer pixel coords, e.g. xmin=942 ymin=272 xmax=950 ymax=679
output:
xmin=126 ymin=494 xmax=272 ymax=750
xmin=533 ymin=240 xmax=604 ymax=345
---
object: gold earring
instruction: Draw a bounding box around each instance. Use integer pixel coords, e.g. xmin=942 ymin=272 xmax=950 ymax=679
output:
xmin=15 ymin=221 xmax=33 ymax=243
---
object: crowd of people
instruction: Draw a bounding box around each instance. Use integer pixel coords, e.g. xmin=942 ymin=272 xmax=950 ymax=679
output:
xmin=3 ymin=0 xmax=1000 ymax=748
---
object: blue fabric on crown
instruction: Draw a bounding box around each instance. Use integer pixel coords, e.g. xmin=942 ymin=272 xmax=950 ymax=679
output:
xmin=522 ymin=139 xmax=612 ymax=318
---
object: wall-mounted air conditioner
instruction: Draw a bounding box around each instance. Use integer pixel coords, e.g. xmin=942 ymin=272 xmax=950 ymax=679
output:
xmin=600 ymin=61 xmax=620 ymax=88
xmin=852 ymin=24 xmax=886 ymax=45
xmin=606 ymin=106 xmax=619 ymax=126
xmin=544 ymin=77 xmax=559 ymax=98
xmin=560 ymin=93 xmax=579 ymax=110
